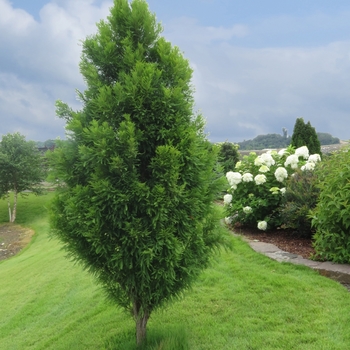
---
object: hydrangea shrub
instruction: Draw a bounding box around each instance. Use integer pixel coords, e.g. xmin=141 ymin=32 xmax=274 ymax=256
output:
xmin=224 ymin=145 xmax=321 ymax=230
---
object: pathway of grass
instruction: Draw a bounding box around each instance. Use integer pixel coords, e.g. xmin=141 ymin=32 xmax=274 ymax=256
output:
xmin=0 ymin=193 xmax=350 ymax=349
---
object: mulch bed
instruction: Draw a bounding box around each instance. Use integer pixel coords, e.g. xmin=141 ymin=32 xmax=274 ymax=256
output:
xmin=231 ymin=225 xmax=315 ymax=259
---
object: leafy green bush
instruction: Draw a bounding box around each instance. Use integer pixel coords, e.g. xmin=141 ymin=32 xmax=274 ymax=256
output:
xmin=224 ymin=145 xmax=321 ymax=230
xmin=311 ymin=146 xmax=350 ymax=263
xmin=279 ymin=169 xmax=320 ymax=238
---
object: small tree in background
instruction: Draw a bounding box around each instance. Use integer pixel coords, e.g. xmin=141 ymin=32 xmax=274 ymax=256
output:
xmin=0 ymin=132 xmax=45 ymax=222
xmin=218 ymin=142 xmax=240 ymax=173
xmin=290 ymin=117 xmax=305 ymax=147
xmin=291 ymin=117 xmax=321 ymax=155
xmin=49 ymin=0 xmax=228 ymax=345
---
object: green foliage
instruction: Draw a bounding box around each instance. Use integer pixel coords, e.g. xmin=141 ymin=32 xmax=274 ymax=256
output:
xmin=291 ymin=118 xmax=321 ymax=155
xmin=238 ymin=133 xmax=291 ymax=150
xmin=217 ymin=141 xmax=240 ymax=173
xmin=279 ymin=169 xmax=320 ymax=238
xmin=311 ymin=146 xmax=350 ymax=262
xmin=49 ymin=0 xmax=227 ymax=345
xmin=0 ymin=132 xmax=46 ymax=222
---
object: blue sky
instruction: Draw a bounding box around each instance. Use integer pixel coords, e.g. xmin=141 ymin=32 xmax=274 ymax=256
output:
xmin=2 ymin=0 xmax=350 ymax=142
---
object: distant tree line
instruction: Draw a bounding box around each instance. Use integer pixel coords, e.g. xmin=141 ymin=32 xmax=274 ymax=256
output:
xmin=237 ymin=130 xmax=339 ymax=150
xmin=238 ymin=133 xmax=291 ymax=150
xmin=316 ymin=132 xmax=340 ymax=145
xmin=36 ymin=139 xmax=57 ymax=151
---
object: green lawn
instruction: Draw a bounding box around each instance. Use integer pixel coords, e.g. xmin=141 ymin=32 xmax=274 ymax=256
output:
xmin=1 ymin=193 xmax=350 ymax=349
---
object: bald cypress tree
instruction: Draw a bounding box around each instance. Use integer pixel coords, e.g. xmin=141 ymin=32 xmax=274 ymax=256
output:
xmin=49 ymin=0 xmax=227 ymax=345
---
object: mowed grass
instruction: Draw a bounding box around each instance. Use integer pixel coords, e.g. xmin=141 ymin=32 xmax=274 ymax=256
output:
xmin=1 ymin=193 xmax=350 ymax=349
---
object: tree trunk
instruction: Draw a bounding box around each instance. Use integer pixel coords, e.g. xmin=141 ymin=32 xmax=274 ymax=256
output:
xmin=6 ymin=194 xmax=12 ymax=223
xmin=133 ymin=301 xmax=150 ymax=346
xmin=11 ymin=190 xmax=18 ymax=223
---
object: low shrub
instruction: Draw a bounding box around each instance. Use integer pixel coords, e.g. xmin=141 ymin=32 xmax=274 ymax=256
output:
xmin=279 ymin=169 xmax=320 ymax=238
xmin=311 ymin=146 xmax=350 ymax=263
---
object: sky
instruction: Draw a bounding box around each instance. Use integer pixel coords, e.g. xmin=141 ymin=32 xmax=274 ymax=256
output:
xmin=2 ymin=0 xmax=350 ymax=143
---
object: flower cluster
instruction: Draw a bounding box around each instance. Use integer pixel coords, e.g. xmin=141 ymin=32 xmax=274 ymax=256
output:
xmin=223 ymin=145 xmax=321 ymax=231
xmin=301 ymin=153 xmax=321 ymax=171
xmin=254 ymin=174 xmax=267 ymax=185
xmin=274 ymin=167 xmax=288 ymax=182
xmin=226 ymin=171 xmax=242 ymax=190
xmin=257 ymin=221 xmax=267 ymax=231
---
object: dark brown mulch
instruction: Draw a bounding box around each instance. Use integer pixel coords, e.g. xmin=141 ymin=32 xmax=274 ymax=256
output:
xmin=232 ymin=225 xmax=315 ymax=259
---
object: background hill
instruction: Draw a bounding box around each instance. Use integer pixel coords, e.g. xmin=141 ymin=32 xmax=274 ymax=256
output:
xmin=237 ymin=132 xmax=340 ymax=150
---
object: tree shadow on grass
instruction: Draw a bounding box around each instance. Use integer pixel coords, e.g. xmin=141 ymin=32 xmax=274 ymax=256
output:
xmin=104 ymin=325 xmax=189 ymax=350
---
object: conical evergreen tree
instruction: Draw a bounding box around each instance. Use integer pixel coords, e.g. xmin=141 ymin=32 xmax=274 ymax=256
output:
xmin=48 ymin=0 xmax=227 ymax=345
xmin=305 ymin=121 xmax=321 ymax=155
xmin=291 ymin=117 xmax=321 ymax=155
xmin=291 ymin=117 xmax=306 ymax=148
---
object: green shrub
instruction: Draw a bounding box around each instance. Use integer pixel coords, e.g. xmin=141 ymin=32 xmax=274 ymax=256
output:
xmin=311 ymin=146 xmax=350 ymax=262
xmin=279 ymin=169 xmax=320 ymax=238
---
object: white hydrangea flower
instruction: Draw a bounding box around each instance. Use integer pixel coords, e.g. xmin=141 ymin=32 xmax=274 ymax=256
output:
xmin=226 ymin=171 xmax=242 ymax=186
xmin=225 ymin=217 xmax=233 ymax=225
xmin=308 ymin=154 xmax=321 ymax=163
xmin=278 ymin=148 xmax=287 ymax=157
xmin=295 ymin=146 xmax=309 ymax=160
xmin=280 ymin=187 xmax=286 ymax=195
xmin=284 ymin=154 xmax=299 ymax=169
xmin=301 ymin=162 xmax=316 ymax=171
xmin=223 ymin=194 xmax=233 ymax=205
xmin=259 ymin=165 xmax=270 ymax=173
xmin=254 ymin=174 xmax=267 ymax=185
xmin=260 ymin=153 xmax=275 ymax=167
xmin=242 ymin=172 xmax=254 ymax=182
xmin=231 ymin=184 xmax=237 ymax=190
xmin=254 ymin=157 xmax=264 ymax=166
xmin=243 ymin=206 xmax=253 ymax=214
xmin=257 ymin=221 xmax=267 ymax=230
xmin=274 ymin=166 xmax=288 ymax=182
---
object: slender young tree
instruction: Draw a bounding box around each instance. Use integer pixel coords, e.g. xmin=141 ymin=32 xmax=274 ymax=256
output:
xmin=49 ymin=0 xmax=227 ymax=345
xmin=218 ymin=142 xmax=240 ymax=173
xmin=0 ymin=133 xmax=45 ymax=222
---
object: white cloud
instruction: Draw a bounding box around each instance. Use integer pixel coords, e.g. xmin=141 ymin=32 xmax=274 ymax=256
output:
xmin=1 ymin=0 xmax=350 ymax=143
xmin=0 ymin=73 xmax=66 ymax=139
xmin=0 ymin=0 xmax=35 ymax=35
xmin=162 ymin=18 xmax=350 ymax=142
xmin=0 ymin=0 xmax=112 ymax=140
